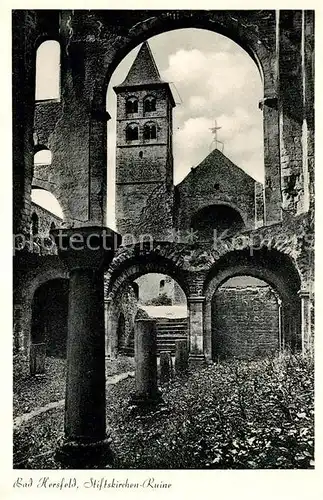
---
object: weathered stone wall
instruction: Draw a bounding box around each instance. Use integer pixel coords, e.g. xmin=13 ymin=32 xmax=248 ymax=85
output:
xmin=255 ymin=181 xmax=265 ymax=228
xmin=212 ymin=285 xmax=280 ymax=360
xmin=30 ymin=202 xmax=62 ymax=237
xmin=31 ymin=278 xmax=69 ymax=358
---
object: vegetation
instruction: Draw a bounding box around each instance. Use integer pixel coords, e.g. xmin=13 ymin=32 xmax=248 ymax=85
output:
xmin=145 ymin=293 xmax=172 ymax=306
xmin=13 ymin=353 xmax=314 ymax=469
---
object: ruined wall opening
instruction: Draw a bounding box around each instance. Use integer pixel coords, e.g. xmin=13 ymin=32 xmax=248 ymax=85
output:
xmin=106 ymin=28 xmax=264 ymax=230
xmin=35 ymin=40 xmax=61 ymax=101
xmin=31 ymin=278 xmax=69 ymax=359
xmin=31 ymin=188 xmax=64 ymax=219
xmin=191 ymin=204 xmax=245 ymax=241
xmin=34 ymin=148 xmax=52 ymax=166
xmin=204 ymin=248 xmax=302 ymax=360
xmin=107 ymin=267 xmax=189 ymax=357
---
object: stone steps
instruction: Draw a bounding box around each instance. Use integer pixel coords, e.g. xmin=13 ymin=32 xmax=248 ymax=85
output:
xmin=120 ymin=317 xmax=188 ymax=357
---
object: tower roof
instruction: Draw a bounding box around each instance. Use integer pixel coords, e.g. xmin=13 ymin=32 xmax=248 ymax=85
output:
xmin=114 ymin=41 xmax=175 ymax=107
xmin=115 ymin=42 xmax=165 ymax=88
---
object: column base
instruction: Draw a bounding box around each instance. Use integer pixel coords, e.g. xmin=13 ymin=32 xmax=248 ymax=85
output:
xmin=55 ymin=436 xmax=113 ymax=469
xmin=130 ymin=390 xmax=163 ymax=408
xmin=189 ymin=353 xmax=206 ymax=363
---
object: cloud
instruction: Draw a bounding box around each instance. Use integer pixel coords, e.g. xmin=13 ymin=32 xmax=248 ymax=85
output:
xmin=161 ymin=48 xmax=264 ymax=184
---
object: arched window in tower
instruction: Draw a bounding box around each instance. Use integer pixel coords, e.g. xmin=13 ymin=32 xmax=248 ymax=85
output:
xmin=126 ymin=123 xmax=139 ymax=141
xmin=143 ymin=122 xmax=157 ymax=140
xmin=31 ymin=212 xmax=39 ymax=236
xmin=159 ymin=279 xmax=165 ymax=292
xmin=144 ymin=96 xmax=156 ymax=113
xmin=126 ymin=97 xmax=138 ymax=114
xmin=35 ymin=40 xmax=61 ymax=101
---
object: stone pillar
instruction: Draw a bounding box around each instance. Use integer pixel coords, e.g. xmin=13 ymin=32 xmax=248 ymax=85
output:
xmin=174 ymin=340 xmax=189 ymax=375
xmin=260 ymin=96 xmax=282 ymax=225
xmin=132 ymin=319 xmax=160 ymax=405
xmin=203 ymin=301 xmax=212 ymax=363
xmin=298 ymin=290 xmax=312 ymax=352
xmin=89 ymin=107 xmax=110 ymax=224
xmin=188 ymin=296 xmax=205 ymax=362
xmin=52 ymin=225 xmax=121 ymax=467
xmin=160 ymin=351 xmax=173 ymax=383
xmin=279 ymin=11 xmax=305 ymax=217
xmin=105 ymin=298 xmax=117 ymax=358
xmin=12 ymin=11 xmax=36 ymax=236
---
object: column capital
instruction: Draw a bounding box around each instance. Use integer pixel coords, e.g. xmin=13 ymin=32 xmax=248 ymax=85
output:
xmin=188 ymin=295 xmax=205 ymax=304
xmin=51 ymin=225 xmax=122 ymax=271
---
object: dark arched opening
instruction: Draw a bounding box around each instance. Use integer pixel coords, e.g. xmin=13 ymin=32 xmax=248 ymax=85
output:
xmin=191 ymin=204 xmax=245 ymax=240
xmin=31 ymin=212 xmax=39 ymax=236
xmin=204 ymin=248 xmax=302 ymax=361
xmin=31 ymin=278 xmax=69 ymax=358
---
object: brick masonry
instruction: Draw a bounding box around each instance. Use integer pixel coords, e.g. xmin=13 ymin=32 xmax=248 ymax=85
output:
xmin=213 ymin=284 xmax=280 ymax=360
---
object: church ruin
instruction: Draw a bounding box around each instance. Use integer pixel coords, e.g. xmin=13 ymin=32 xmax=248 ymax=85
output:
xmin=13 ymin=9 xmax=314 ymax=463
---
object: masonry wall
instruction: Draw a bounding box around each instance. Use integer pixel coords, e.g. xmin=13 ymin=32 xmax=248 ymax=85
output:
xmin=30 ymin=202 xmax=62 ymax=236
xmin=212 ymin=285 xmax=280 ymax=360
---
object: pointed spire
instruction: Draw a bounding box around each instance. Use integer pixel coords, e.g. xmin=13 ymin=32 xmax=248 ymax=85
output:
xmin=116 ymin=41 xmax=165 ymax=88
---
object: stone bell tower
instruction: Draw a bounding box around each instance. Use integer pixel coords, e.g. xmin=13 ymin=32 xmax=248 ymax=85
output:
xmin=114 ymin=41 xmax=176 ymax=236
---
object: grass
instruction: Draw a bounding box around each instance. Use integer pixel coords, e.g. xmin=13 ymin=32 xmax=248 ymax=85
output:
xmin=13 ymin=353 xmax=314 ymax=469
xmin=13 ymin=354 xmax=135 ymax=417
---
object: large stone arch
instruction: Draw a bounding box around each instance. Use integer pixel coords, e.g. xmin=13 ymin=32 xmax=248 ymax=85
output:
xmin=101 ymin=11 xmax=274 ymax=103
xmin=203 ymin=248 xmax=302 ymax=360
xmin=105 ymin=243 xmax=193 ymax=357
xmin=106 ymin=245 xmax=192 ymax=300
xmin=191 ymin=203 xmax=247 ymax=240
xmin=99 ymin=11 xmax=278 ymax=224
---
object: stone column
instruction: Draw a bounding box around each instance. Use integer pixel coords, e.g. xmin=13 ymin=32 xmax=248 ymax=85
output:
xmin=203 ymin=301 xmax=212 ymax=363
xmin=298 ymin=290 xmax=312 ymax=352
xmin=132 ymin=319 xmax=161 ymax=405
xmin=52 ymin=225 xmax=121 ymax=467
xmin=174 ymin=340 xmax=189 ymax=375
xmin=260 ymin=96 xmax=282 ymax=225
xmin=159 ymin=351 xmax=173 ymax=383
xmin=105 ymin=297 xmax=117 ymax=358
xmin=188 ymin=296 xmax=205 ymax=362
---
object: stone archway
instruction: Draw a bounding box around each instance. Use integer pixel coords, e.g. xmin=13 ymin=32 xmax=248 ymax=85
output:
xmin=100 ymin=11 xmax=279 ymax=224
xmin=105 ymin=244 xmax=192 ymax=357
xmin=203 ymin=248 xmax=302 ymax=361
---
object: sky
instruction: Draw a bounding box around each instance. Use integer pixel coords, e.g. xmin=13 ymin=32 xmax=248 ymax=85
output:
xmin=33 ymin=29 xmax=264 ymax=225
